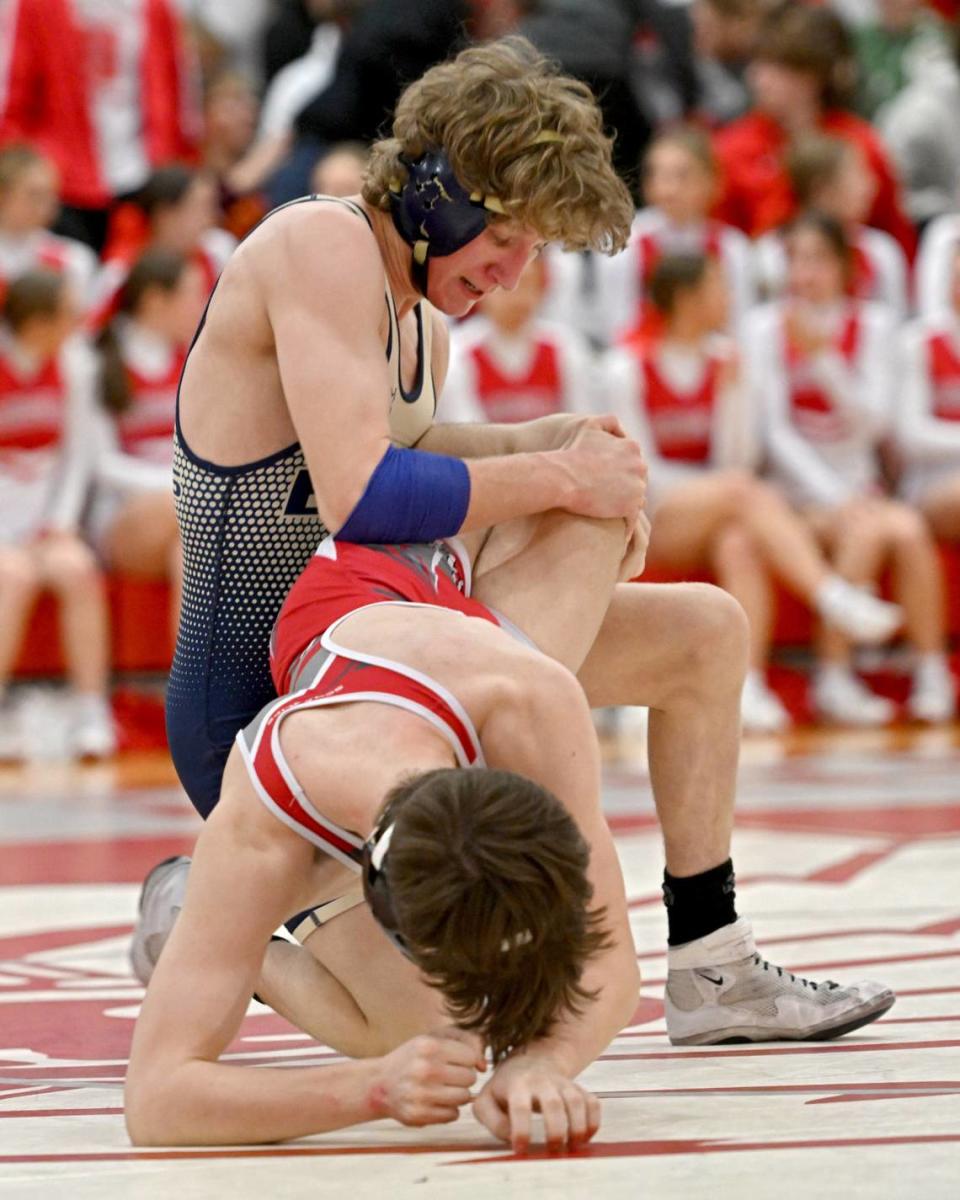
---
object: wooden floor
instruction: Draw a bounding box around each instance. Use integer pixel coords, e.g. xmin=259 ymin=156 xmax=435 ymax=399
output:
xmin=1 ymin=725 xmax=959 ymax=1199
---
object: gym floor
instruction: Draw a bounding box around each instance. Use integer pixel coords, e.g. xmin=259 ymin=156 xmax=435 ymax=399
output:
xmin=1 ymin=727 xmax=958 ymax=1198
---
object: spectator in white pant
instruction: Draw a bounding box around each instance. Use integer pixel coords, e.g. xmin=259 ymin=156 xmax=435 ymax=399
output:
xmin=605 ymin=251 xmax=904 ymax=734
xmin=747 ymin=212 xmax=953 ymax=725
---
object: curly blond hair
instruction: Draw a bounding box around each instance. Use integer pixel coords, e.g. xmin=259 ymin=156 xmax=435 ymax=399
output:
xmin=363 ymin=37 xmax=634 ymax=255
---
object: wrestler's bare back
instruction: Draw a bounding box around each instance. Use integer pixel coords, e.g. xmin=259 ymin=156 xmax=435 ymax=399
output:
xmin=219 ymin=696 xmax=458 ymax=916
xmin=176 ymin=200 xmax=441 ymax=509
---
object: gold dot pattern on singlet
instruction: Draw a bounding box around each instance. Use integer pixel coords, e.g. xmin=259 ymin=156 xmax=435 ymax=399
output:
xmin=167 ymin=435 xmax=327 ymax=722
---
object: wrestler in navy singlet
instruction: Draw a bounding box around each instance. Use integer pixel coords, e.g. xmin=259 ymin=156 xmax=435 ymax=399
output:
xmin=166 ymin=197 xmax=438 ymax=816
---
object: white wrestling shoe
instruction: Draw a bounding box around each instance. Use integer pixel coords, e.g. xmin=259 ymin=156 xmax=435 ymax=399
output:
xmin=906 ymin=656 xmax=957 ymax=724
xmin=740 ymin=672 xmax=791 ymax=734
xmin=813 ymin=666 xmax=896 ymax=727
xmin=665 ymin=917 xmax=895 ymax=1045
xmin=130 ymin=856 xmax=191 ymax=984
xmin=814 ymin=576 xmax=903 ymax=645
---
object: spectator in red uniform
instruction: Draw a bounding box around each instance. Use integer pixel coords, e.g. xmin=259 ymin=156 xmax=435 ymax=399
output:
xmin=89 ymin=250 xmax=207 ymax=647
xmin=0 ymin=0 xmax=201 ymax=252
xmin=601 ymin=125 xmax=755 ymax=348
xmin=0 ymin=144 xmax=98 ymax=313
xmin=712 ymin=3 xmax=916 ymax=257
xmin=746 ymin=213 xmax=952 ymax=724
xmin=439 ymin=256 xmax=599 ymax=426
xmin=91 ymin=165 xmax=234 ymax=328
xmin=754 ymin=134 xmax=909 ymax=319
xmin=605 ymin=251 xmax=903 ymax=733
xmin=0 ymin=271 xmax=115 ymax=760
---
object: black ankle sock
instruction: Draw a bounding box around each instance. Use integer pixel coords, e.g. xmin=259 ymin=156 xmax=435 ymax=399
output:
xmin=662 ymin=859 xmax=737 ymax=947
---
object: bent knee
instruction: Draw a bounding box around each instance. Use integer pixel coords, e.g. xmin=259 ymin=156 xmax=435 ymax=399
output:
xmin=671 ymin=583 xmax=750 ymax=685
xmin=0 ymin=547 xmax=40 ymax=596
xmin=710 ymin=521 xmax=761 ymax=568
xmin=40 ymin=539 xmax=100 ymax=589
xmin=884 ymin=504 xmax=931 ymax=548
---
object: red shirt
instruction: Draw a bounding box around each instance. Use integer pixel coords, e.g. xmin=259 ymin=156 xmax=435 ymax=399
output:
xmin=784 ymin=310 xmax=862 ymax=442
xmin=469 ymin=339 xmax=563 ymax=423
xmin=712 ymin=110 xmax=916 ymax=258
xmin=639 ymin=349 xmax=723 ymax=463
xmin=926 ymin=329 xmax=960 ymax=421
xmin=0 ymin=350 xmax=63 ymax=451
xmin=115 ymin=347 xmax=185 ymax=455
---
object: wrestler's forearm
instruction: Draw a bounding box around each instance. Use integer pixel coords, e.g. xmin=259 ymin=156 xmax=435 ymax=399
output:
xmin=458 ymin=450 xmax=582 ymax=531
xmin=416 ymin=420 xmax=524 ymax=458
xmin=513 ymin=955 xmax=639 ymax=1079
xmin=126 ymin=1058 xmax=385 ymax=1146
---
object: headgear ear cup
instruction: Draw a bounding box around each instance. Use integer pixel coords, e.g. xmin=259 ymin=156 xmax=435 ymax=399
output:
xmin=389 ymin=148 xmax=493 ymax=291
xmin=388 ymin=134 xmax=564 ymax=293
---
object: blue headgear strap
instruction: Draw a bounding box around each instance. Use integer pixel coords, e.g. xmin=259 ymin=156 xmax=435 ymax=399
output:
xmin=389 ymin=147 xmax=499 ymax=293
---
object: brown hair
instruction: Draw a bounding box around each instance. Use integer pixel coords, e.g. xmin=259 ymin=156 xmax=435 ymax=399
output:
xmin=785 ymin=135 xmax=848 ymax=209
xmin=363 ymin=36 xmax=634 ymax=255
xmin=98 ymin=248 xmax=191 ymax=415
xmin=2 ymin=269 xmax=66 ymax=331
xmin=784 ymin=209 xmax=853 ymax=280
xmin=646 ymin=124 xmax=718 ymax=178
xmin=380 ymin=767 xmax=610 ymax=1062
xmin=0 ymin=143 xmax=49 ymax=194
xmin=136 ymin=163 xmax=203 ymax=220
xmin=648 ymin=252 xmax=712 ymax=316
xmin=754 ymin=4 xmax=856 ymax=108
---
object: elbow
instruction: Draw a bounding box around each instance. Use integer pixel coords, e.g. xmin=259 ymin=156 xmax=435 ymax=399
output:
xmin=616 ymin=959 xmax=643 ymax=1031
xmin=599 ymin=955 xmax=642 ymax=1037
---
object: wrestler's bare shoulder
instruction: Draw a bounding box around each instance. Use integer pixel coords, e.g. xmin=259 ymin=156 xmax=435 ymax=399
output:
xmin=228 ymin=199 xmax=386 ymax=305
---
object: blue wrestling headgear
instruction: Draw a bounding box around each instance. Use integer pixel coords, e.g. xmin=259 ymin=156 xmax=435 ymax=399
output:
xmin=388 ymin=138 xmax=562 ymax=293
xmin=362 ymin=819 xmax=415 ymax=962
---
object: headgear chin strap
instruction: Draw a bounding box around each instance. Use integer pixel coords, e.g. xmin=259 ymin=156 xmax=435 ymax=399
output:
xmin=362 ymin=819 xmax=415 ymax=962
xmin=388 ymin=135 xmax=563 ymax=294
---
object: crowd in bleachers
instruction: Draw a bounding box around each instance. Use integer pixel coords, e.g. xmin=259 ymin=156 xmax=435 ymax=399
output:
xmin=3 ymin=0 xmax=960 ymax=758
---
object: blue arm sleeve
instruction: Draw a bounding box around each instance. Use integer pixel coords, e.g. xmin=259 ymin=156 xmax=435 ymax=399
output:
xmin=336 ymin=444 xmax=471 ymax=544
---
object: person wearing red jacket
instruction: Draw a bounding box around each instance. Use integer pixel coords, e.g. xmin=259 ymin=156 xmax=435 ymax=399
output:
xmin=712 ymin=4 xmax=916 ymax=258
xmin=0 ymin=0 xmax=201 ymax=251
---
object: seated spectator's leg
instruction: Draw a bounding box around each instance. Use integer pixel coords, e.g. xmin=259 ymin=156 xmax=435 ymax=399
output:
xmin=647 ymin=471 xmax=849 ymax=607
xmin=35 ymin=534 xmax=110 ymax=695
xmin=103 ymin=492 xmax=182 ymax=647
xmin=708 ymin=523 xmax=773 ymax=673
xmin=877 ymin=500 xmax=954 ymax=722
xmin=0 ymin=545 xmax=41 ymax=687
xmin=806 ymin=505 xmax=896 ymax=727
xmin=917 ymin=475 xmax=960 ymax=541
xmin=35 ymin=533 xmax=115 ymax=756
xmin=880 ymin=500 xmax=946 ymax=656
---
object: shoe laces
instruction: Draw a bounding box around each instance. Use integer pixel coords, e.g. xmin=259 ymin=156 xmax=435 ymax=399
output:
xmin=752 ymin=952 xmax=839 ymax=991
